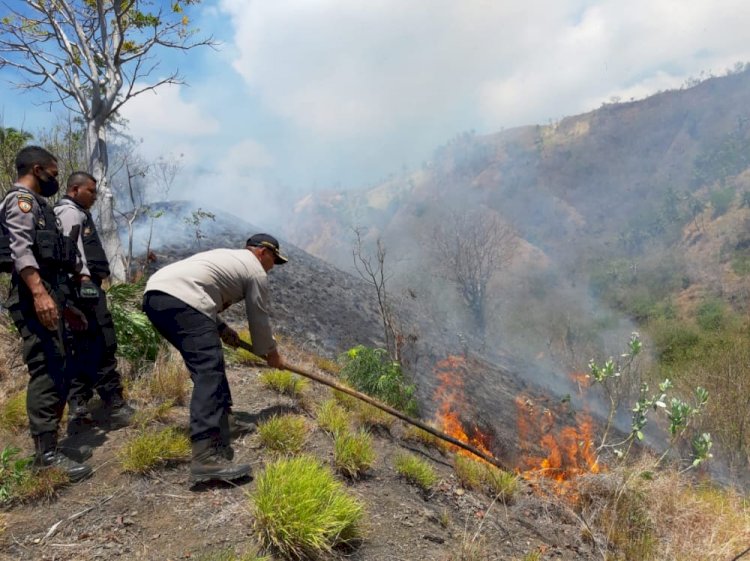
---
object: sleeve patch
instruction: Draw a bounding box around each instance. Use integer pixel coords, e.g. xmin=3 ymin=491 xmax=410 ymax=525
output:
xmin=17 ymin=195 xmax=33 ymax=213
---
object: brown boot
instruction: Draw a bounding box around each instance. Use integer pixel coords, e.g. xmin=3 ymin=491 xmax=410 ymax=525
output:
xmin=190 ymin=437 xmax=250 ymax=483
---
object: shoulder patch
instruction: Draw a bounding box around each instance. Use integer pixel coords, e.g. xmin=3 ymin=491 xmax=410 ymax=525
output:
xmin=17 ymin=195 xmax=33 ymax=213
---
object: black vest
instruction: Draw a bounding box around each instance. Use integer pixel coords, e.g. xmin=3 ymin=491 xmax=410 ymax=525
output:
xmin=0 ymin=188 xmax=79 ymax=280
xmin=58 ymin=196 xmax=110 ymax=279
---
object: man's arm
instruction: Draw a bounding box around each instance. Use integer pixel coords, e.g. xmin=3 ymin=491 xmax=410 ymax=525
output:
xmin=55 ymin=203 xmax=89 ymax=279
xmin=244 ymin=275 xmax=283 ymax=367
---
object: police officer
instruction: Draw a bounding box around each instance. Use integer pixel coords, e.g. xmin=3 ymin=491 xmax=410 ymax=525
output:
xmin=55 ymin=172 xmax=134 ymax=431
xmin=0 ymin=146 xmax=91 ymax=481
xmin=142 ymin=234 xmax=287 ymax=484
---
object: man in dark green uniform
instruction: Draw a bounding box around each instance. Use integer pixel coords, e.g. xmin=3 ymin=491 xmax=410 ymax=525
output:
xmin=0 ymin=146 xmax=91 ymax=482
xmin=55 ymin=172 xmax=134 ymax=431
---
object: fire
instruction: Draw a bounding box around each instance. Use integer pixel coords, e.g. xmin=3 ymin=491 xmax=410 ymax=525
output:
xmin=432 ymin=355 xmax=494 ymax=459
xmin=516 ymin=394 xmax=601 ymax=494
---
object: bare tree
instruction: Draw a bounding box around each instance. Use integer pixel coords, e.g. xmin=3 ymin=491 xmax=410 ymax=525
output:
xmin=0 ymin=0 xmax=214 ymax=280
xmin=352 ymin=227 xmax=402 ymax=361
xmin=431 ymin=207 xmax=517 ymax=336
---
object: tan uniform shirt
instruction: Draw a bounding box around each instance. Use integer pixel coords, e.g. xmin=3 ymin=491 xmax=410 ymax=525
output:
xmin=145 ymin=248 xmax=277 ymax=356
xmin=53 ymin=197 xmax=90 ymax=278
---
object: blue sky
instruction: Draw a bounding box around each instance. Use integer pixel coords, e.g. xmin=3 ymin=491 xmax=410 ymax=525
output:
xmin=2 ymin=0 xmax=750 ymax=227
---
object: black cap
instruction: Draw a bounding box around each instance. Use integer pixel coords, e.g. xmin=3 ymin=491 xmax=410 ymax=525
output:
xmin=246 ymin=233 xmax=288 ymax=265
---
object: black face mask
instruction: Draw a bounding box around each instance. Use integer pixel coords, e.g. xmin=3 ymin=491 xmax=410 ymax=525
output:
xmin=37 ymin=170 xmax=59 ymax=197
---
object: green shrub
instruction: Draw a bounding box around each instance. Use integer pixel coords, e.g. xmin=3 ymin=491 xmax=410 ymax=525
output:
xmin=251 ymin=455 xmax=363 ymax=559
xmin=649 ymin=318 xmax=701 ymax=365
xmin=260 ymin=369 xmax=308 ymax=398
xmin=0 ymin=391 xmax=28 ymax=431
xmin=394 ymin=453 xmax=438 ymax=490
xmin=710 ymin=187 xmax=735 ymax=217
xmin=119 ymin=427 xmax=191 ymax=473
xmin=258 ymin=415 xmax=307 ymax=454
xmin=338 ymin=345 xmax=417 ymax=414
xmin=695 ymin=298 xmax=728 ymax=332
xmin=108 ymin=280 xmax=162 ymax=364
xmin=315 ymin=399 xmax=350 ymax=436
xmin=334 ymin=430 xmax=375 ymax=479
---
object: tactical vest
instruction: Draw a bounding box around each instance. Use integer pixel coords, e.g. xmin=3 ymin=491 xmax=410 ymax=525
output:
xmin=0 ymin=188 xmax=79 ymax=279
xmin=57 ymin=196 xmax=110 ymax=279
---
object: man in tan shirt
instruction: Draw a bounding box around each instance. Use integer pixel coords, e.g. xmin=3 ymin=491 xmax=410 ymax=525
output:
xmin=142 ymin=233 xmax=287 ymax=484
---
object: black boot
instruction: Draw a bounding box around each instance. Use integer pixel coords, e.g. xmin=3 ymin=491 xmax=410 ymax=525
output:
xmin=66 ymin=397 xmax=93 ymax=435
xmin=33 ymin=432 xmax=92 ymax=483
xmin=218 ymin=411 xmax=235 ymax=461
xmin=190 ymin=437 xmax=250 ymax=483
xmin=104 ymin=393 xmax=135 ymax=428
xmin=227 ymin=411 xmax=256 ymax=438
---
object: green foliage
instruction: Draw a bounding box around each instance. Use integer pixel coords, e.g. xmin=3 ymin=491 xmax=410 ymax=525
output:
xmin=108 ymin=280 xmax=162 ymax=364
xmin=119 ymin=427 xmax=191 ymax=473
xmin=648 ymin=317 xmax=702 ymax=365
xmin=333 ymin=430 xmax=375 ymax=479
xmin=338 ymin=345 xmax=417 ymax=414
xmin=260 ymin=369 xmax=308 ymax=398
xmin=0 ymin=446 xmax=32 ymax=504
xmin=315 ymin=399 xmax=350 ymax=436
xmin=693 ymin=119 xmax=750 ymax=186
xmin=251 ymin=455 xmax=364 ymax=559
xmin=258 ymin=415 xmax=307 ymax=454
xmin=394 ymin=453 xmax=438 ymax=490
xmin=709 ymin=187 xmax=735 ymax=217
xmin=483 ymin=466 xmax=519 ymax=501
xmin=695 ymin=298 xmax=727 ymax=331
xmin=454 ymin=455 xmax=484 ymax=490
xmin=0 ymin=391 xmax=28 ymax=431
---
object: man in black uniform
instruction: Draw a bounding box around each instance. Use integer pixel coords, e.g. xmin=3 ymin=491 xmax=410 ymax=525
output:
xmin=55 ymin=172 xmax=134 ymax=430
xmin=0 ymin=146 xmax=91 ymax=481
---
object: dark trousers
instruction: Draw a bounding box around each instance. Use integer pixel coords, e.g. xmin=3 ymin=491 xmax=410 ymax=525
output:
xmin=142 ymin=290 xmax=231 ymax=442
xmin=6 ymin=281 xmax=68 ymax=436
xmin=67 ymin=284 xmax=123 ymax=404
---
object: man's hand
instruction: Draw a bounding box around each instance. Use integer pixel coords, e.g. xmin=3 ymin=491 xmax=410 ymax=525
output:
xmin=219 ymin=325 xmax=241 ymax=348
xmin=63 ymin=305 xmax=88 ymax=331
xmin=20 ymin=267 xmax=58 ymax=330
xmin=265 ymin=348 xmax=284 ymax=369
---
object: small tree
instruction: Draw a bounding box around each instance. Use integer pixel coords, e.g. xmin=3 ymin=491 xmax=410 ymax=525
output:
xmin=430 ymin=207 xmax=517 ymax=336
xmin=183 ymin=208 xmax=215 ymax=249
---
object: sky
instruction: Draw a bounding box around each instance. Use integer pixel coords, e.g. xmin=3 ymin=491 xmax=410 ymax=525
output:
xmin=2 ymin=0 xmax=750 ymax=227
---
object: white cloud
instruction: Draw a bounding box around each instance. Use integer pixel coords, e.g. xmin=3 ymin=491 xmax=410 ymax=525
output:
xmin=219 ymin=0 xmax=750 ymax=139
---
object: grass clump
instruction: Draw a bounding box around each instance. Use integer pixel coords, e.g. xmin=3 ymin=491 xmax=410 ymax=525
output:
xmin=315 ymin=399 xmax=350 ymax=436
xmin=312 ymin=355 xmax=340 ymax=374
xmin=260 ymin=369 xmax=308 ymax=398
xmin=0 ymin=391 xmax=27 ymax=431
xmin=251 ymin=455 xmax=364 ymax=559
xmin=224 ymin=329 xmax=264 ymax=365
xmin=334 ymin=430 xmax=375 ymax=479
xmin=353 ymin=402 xmax=394 ymax=432
xmin=0 ymin=446 xmax=67 ymax=505
xmin=194 ymin=548 xmax=270 ymax=561
xmin=258 ymin=415 xmax=307 ymax=454
xmin=394 ymin=453 xmax=438 ymax=490
xmin=483 ymin=466 xmax=519 ymax=502
xmin=454 ymin=456 xmax=485 ymax=490
xmin=119 ymin=427 xmax=191 ymax=473
xmin=403 ymin=425 xmax=448 ymax=452
xmin=145 ymin=348 xmax=190 ymax=405
xmin=131 ymin=401 xmax=175 ymax=427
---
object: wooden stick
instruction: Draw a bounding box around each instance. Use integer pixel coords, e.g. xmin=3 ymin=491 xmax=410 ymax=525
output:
xmin=237 ymin=340 xmax=510 ymax=471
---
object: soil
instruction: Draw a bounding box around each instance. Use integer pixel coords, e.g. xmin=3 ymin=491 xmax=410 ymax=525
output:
xmin=0 ymin=343 xmax=597 ymax=561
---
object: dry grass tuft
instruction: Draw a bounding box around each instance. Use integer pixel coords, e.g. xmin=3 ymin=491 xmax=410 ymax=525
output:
xmin=315 ymin=399 xmax=350 ymax=436
xmin=454 ymin=456 xmax=485 ymax=490
xmin=119 ymin=427 xmax=191 ymax=473
xmin=258 ymin=414 xmax=308 ymax=454
xmin=194 ymin=547 xmax=271 ymax=561
xmin=353 ymin=402 xmax=394 ymax=432
xmin=402 ymin=425 xmax=448 ymax=452
xmin=483 ymin=466 xmax=519 ymax=502
xmin=13 ymin=467 xmax=69 ymax=503
xmin=0 ymin=391 xmax=28 ymax=432
xmin=312 ymin=355 xmax=340 ymax=374
xmin=224 ymin=329 xmax=264 ymax=365
xmin=131 ymin=401 xmax=175 ymax=427
xmin=260 ymin=369 xmax=308 ymax=398
xmin=144 ymin=348 xmax=190 ymax=405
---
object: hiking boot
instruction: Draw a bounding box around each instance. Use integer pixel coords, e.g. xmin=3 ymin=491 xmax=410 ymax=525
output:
xmin=104 ymin=395 xmax=135 ymax=428
xmin=190 ymin=437 xmax=250 ymax=483
xmin=228 ymin=411 xmax=256 ymax=438
xmin=33 ymin=432 xmax=92 ymax=483
xmin=67 ymin=398 xmax=93 ymax=435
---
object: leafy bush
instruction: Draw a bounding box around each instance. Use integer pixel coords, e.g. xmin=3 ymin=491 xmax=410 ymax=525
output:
xmin=338 ymin=345 xmax=417 ymax=414
xmin=695 ymin=298 xmax=727 ymax=331
xmin=108 ymin=280 xmax=162 ymax=364
xmin=251 ymin=455 xmax=363 ymax=559
xmin=394 ymin=453 xmax=438 ymax=490
xmin=260 ymin=369 xmax=308 ymax=398
xmin=119 ymin=427 xmax=191 ymax=473
xmin=315 ymin=399 xmax=350 ymax=436
xmin=333 ymin=430 xmax=375 ymax=479
xmin=258 ymin=415 xmax=307 ymax=454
